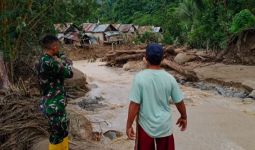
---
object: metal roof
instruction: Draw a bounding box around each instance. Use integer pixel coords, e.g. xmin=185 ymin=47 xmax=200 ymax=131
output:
xmin=93 ymin=24 xmax=117 ymax=33
xmin=118 ymin=24 xmax=136 ymax=33
xmin=113 ymin=24 xmax=121 ymax=29
xmin=64 ymin=32 xmax=80 ymax=41
xmin=64 ymin=24 xmax=80 ymax=34
xmin=80 ymin=23 xmax=98 ymax=32
xmin=105 ymin=31 xmax=121 ymax=36
xmin=57 ymin=33 xmax=64 ymax=39
xmin=153 ymin=27 xmax=162 ymax=33
xmin=54 ymin=23 xmax=73 ymax=33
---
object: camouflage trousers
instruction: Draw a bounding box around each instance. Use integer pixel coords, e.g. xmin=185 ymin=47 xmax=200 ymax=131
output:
xmin=40 ymin=93 xmax=69 ymax=144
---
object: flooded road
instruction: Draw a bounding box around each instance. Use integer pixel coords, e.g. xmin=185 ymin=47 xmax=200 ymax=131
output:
xmin=72 ymin=60 xmax=255 ymax=150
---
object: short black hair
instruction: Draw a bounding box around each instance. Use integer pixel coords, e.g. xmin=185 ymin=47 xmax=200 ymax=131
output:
xmin=146 ymin=43 xmax=164 ymax=65
xmin=40 ymin=35 xmax=59 ymax=49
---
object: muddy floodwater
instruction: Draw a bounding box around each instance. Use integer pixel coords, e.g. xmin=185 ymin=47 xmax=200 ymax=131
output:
xmin=70 ymin=60 xmax=255 ymax=150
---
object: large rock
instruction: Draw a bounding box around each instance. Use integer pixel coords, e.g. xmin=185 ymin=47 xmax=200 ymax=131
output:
xmin=68 ymin=109 xmax=93 ymax=140
xmin=249 ymin=90 xmax=255 ymax=99
xmin=123 ymin=61 xmax=146 ymax=71
xmin=65 ymin=68 xmax=87 ymax=89
xmin=174 ymin=53 xmax=197 ymax=64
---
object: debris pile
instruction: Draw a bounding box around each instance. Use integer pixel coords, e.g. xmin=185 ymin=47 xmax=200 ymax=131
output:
xmin=0 ymin=93 xmax=48 ymax=150
xmin=103 ymin=45 xmax=214 ymax=81
xmin=0 ymin=66 xmax=89 ymax=149
xmin=104 ymin=49 xmax=146 ymax=67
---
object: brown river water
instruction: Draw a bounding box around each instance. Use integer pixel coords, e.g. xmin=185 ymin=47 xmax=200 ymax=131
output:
xmin=34 ymin=60 xmax=255 ymax=150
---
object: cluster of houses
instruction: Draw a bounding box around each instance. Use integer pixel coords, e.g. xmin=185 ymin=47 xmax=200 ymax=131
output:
xmin=54 ymin=23 xmax=162 ymax=47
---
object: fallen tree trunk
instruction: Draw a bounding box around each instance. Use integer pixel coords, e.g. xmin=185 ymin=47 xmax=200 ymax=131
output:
xmin=114 ymin=50 xmax=145 ymax=54
xmin=115 ymin=53 xmax=144 ymax=62
xmin=161 ymin=59 xmax=199 ymax=82
xmin=0 ymin=52 xmax=10 ymax=90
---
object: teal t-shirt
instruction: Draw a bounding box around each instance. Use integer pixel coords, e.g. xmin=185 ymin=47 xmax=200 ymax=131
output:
xmin=129 ymin=69 xmax=183 ymax=138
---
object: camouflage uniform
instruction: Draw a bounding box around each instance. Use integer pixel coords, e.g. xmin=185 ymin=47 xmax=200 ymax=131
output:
xmin=37 ymin=53 xmax=73 ymax=144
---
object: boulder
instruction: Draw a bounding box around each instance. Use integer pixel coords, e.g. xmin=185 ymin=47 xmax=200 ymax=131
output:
xmin=242 ymin=98 xmax=254 ymax=104
xmin=123 ymin=61 xmax=146 ymax=71
xmin=174 ymin=53 xmax=197 ymax=64
xmin=248 ymin=90 xmax=255 ymax=99
xmin=68 ymin=109 xmax=93 ymax=140
xmin=65 ymin=68 xmax=87 ymax=89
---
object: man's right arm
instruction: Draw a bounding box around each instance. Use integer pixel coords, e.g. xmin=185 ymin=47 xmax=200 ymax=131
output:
xmin=175 ymin=101 xmax=187 ymax=131
xmin=51 ymin=58 xmax=73 ymax=78
xmin=170 ymin=77 xmax=187 ymax=131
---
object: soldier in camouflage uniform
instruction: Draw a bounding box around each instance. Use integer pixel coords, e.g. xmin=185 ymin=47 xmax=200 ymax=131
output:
xmin=37 ymin=35 xmax=73 ymax=149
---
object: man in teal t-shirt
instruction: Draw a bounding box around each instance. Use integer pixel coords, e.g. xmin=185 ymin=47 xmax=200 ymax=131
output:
xmin=126 ymin=43 xmax=187 ymax=150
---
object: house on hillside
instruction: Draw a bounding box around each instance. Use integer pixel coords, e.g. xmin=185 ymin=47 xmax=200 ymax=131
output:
xmin=104 ymin=31 xmax=123 ymax=44
xmin=63 ymin=24 xmax=81 ymax=46
xmin=118 ymin=24 xmax=138 ymax=42
xmin=134 ymin=25 xmax=139 ymax=31
xmin=118 ymin=24 xmax=137 ymax=33
xmin=80 ymin=23 xmax=98 ymax=34
xmin=64 ymin=32 xmax=80 ymax=45
xmin=92 ymin=24 xmax=123 ymax=44
xmin=64 ymin=24 xmax=80 ymax=34
xmin=113 ymin=24 xmax=121 ymax=30
xmin=54 ymin=23 xmax=73 ymax=33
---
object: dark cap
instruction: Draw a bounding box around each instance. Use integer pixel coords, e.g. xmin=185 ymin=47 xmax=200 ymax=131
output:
xmin=146 ymin=43 xmax=164 ymax=65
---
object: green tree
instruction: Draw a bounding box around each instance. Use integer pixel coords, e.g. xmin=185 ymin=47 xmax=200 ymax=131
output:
xmin=0 ymin=0 xmax=98 ymax=81
xmin=230 ymin=9 xmax=255 ymax=34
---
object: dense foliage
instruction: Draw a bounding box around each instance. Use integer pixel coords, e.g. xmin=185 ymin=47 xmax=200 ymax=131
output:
xmin=1 ymin=0 xmax=255 ymax=81
xmin=0 ymin=0 xmax=98 ymax=81
xmin=99 ymin=0 xmax=255 ymax=50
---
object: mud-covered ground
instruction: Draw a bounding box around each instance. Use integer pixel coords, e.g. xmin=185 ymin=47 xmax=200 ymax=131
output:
xmin=65 ymin=61 xmax=255 ymax=150
xmin=33 ymin=57 xmax=255 ymax=150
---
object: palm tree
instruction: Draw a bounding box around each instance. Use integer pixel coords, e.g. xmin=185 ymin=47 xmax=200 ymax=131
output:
xmin=175 ymin=0 xmax=203 ymax=23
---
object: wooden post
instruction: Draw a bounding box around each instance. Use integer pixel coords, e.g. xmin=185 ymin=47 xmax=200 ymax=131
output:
xmin=0 ymin=52 xmax=10 ymax=89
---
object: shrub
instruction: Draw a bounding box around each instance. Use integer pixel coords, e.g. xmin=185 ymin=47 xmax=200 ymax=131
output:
xmin=230 ymin=9 xmax=255 ymax=33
